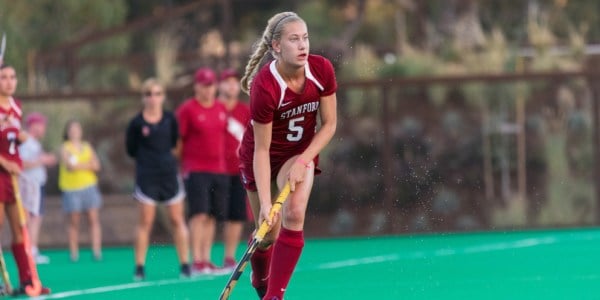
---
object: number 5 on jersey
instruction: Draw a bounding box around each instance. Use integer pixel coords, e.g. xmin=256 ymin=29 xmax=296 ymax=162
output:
xmin=287 ymin=116 xmax=304 ymax=142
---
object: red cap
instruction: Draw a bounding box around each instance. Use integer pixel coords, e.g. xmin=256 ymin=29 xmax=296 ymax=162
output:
xmin=194 ymin=67 xmax=216 ymax=85
xmin=25 ymin=112 xmax=47 ymax=127
xmin=220 ymin=68 xmax=239 ymax=81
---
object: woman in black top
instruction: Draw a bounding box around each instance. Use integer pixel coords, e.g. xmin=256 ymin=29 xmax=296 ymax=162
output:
xmin=126 ymin=78 xmax=190 ymax=280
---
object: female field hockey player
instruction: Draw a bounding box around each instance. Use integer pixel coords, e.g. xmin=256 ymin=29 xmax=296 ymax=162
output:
xmin=176 ymin=67 xmax=229 ymax=274
xmin=218 ymin=69 xmax=251 ymax=271
xmin=58 ymin=119 xmax=103 ymax=262
xmin=239 ymin=11 xmax=337 ymax=300
xmin=0 ymin=64 xmax=50 ymax=295
xmin=126 ymin=78 xmax=190 ymax=280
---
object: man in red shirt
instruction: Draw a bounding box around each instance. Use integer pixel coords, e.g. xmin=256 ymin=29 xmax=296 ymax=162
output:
xmin=218 ymin=69 xmax=251 ymax=271
xmin=0 ymin=64 xmax=50 ymax=295
xmin=176 ymin=67 xmax=229 ymax=275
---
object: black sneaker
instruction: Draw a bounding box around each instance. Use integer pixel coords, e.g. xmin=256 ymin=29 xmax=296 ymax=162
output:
xmin=134 ymin=265 xmax=145 ymax=281
xmin=180 ymin=263 xmax=191 ymax=279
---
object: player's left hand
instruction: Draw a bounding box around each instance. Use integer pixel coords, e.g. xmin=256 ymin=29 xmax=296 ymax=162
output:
xmin=288 ymin=158 xmax=309 ymax=192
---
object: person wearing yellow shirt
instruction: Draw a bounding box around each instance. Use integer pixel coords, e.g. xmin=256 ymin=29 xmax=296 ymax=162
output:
xmin=58 ymin=120 xmax=102 ymax=262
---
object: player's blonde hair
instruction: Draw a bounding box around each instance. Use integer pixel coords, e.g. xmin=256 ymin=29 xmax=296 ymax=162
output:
xmin=141 ymin=77 xmax=164 ymax=95
xmin=240 ymin=11 xmax=304 ymax=94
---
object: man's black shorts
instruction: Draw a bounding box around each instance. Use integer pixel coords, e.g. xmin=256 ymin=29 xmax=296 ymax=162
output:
xmin=184 ymin=172 xmax=230 ymax=220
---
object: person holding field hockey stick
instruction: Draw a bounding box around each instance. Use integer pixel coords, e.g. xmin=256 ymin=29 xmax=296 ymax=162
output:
xmin=0 ymin=63 xmax=50 ymax=295
xmin=237 ymin=11 xmax=337 ymax=300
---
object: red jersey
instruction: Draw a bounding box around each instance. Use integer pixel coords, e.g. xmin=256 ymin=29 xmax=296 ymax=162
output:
xmin=176 ymin=99 xmax=227 ymax=175
xmin=224 ymin=101 xmax=250 ymax=175
xmin=239 ymin=54 xmax=337 ymax=180
xmin=0 ymin=97 xmax=22 ymax=170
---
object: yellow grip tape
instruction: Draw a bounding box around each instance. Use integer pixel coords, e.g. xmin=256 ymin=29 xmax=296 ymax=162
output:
xmin=255 ymin=183 xmax=291 ymax=240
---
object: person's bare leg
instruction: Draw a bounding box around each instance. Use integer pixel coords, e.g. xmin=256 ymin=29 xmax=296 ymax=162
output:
xmin=248 ymin=183 xmax=282 ymax=294
xmin=68 ymin=212 xmax=81 ymax=261
xmin=189 ymin=213 xmax=209 ymax=263
xmin=7 ymin=203 xmax=31 ymax=285
xmin=276 ymin=161 xmax=313 ymax=231
xmin=134 ymin=202 xmax=156 ymax=266
xmin=223 ymin=221 xmax=243 ymax=260
xmin=87 ymin=209 xmax=102 ymax=260
xmin=27 ymin=214 xmax=42 ymax=253
xmin=247 ymin=181 xmax=283 ymax=247
xmin=6 ymin=203 xmax=23 ymax=244
xmin=167 ymin=201 xmax=189 ymax=265
xmin=200 ymin=216 xmax=216 ymax=263
xmin=264 ymin=156 xmax=314 ymax=299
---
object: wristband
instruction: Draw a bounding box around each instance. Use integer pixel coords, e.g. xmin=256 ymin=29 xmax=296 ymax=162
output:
xmin=296 ymin=158 xmax=311 ymax=168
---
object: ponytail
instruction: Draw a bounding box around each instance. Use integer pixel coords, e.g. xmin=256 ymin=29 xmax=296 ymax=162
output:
xmin=240 ymin=41 xmax=269 ymax=94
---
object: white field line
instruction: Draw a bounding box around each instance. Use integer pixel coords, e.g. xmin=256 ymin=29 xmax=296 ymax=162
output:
xmin=309 ymin=236 xmax=560 ymax=271
xmin=37 ymin=275 xmax=217 ymax=299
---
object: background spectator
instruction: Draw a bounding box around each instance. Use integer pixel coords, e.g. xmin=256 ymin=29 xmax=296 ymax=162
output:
xmin=19 ymin=112 xmax=57 ymax=264
xmin=126 ymin=78 xmax=190 ymax=280
xmin=176 ymin=67 xmax=229 ymax=274
xmin=218 ymin=68 xmax=250 ymax=271
xmin=58 ymin=120 xmax=103 ymax=262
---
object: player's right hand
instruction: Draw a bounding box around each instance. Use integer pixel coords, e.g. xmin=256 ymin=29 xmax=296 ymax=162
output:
xmin=1 ymin=160 xmax=21 ymax=175
xmin=259 ymin=203 xmax=276 ymax=228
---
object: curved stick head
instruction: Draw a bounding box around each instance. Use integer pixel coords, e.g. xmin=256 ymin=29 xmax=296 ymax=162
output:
xmin=24 ymin=280 xmax=42 ymax=297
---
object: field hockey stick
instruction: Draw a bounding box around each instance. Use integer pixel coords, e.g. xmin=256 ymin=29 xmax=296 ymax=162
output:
xmin=219 ymin=182 xmax=291 ymax=300
xmin=0 ymin=246 xmax=12 ymax=295
xmin=0 ymin=34 xmax=10 ymax=295
xmin=0 ymin=32 xmax=6 ymax=64
xmin=11 ymin=175 xmax=42 ymax=296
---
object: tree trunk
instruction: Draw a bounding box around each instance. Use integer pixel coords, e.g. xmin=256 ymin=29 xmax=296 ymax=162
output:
xmin=327 ymin=0 xmax=367 ymax=65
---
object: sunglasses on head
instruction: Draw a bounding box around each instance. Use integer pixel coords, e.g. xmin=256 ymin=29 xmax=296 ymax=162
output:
xmin=144 ymin=91 xmax=163 ymax=97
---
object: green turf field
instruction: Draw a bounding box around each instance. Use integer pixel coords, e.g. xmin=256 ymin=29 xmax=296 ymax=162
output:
xmin=5 ymin=228 xmax=600 ymax=299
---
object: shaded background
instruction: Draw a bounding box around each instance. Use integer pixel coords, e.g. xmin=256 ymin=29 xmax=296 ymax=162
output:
xmin=2 ymin=0 xmax=600 ymax=246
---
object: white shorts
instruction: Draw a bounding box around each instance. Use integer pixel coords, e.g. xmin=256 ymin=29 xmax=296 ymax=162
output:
xmin=18 ymin=175 xmax=41 ymax=216
xmin=133 ymin=177 xmax=185 ymax=206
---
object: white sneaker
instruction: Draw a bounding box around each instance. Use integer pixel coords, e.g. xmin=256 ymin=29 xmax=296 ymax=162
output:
xmin=191 ymin=262 xmax=228 ymax=276
xmin=191 ymin=262 xmax=211 ymax=276
xmin=222 ymin=257 xmax=237 ymax=273
xmin=35 ymin=254 xmax=50 ymax=264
